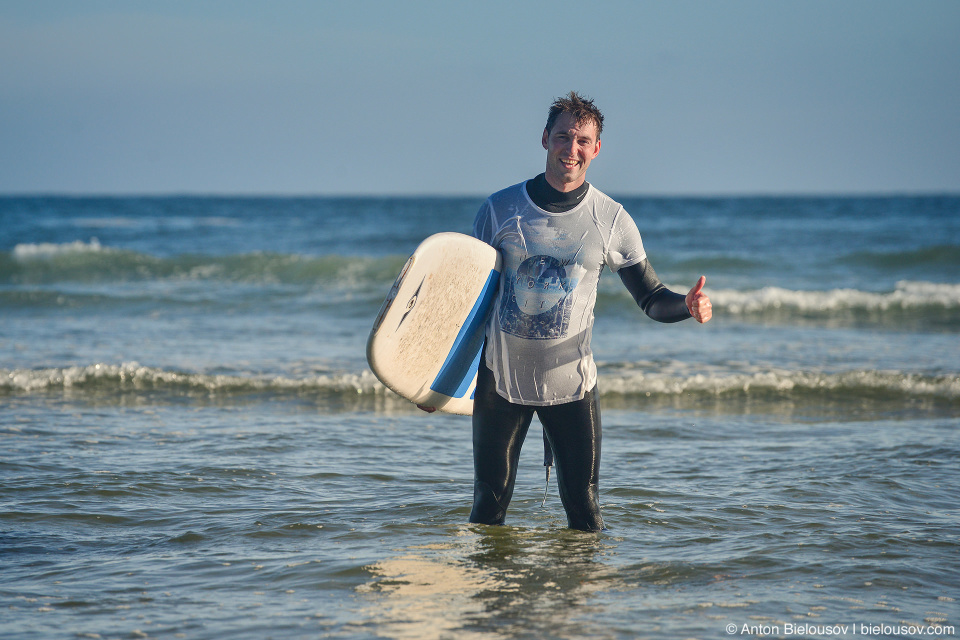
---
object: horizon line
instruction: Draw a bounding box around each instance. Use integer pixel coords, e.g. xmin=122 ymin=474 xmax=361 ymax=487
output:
xmin=2 ymin=188 xmax=959 ymax=199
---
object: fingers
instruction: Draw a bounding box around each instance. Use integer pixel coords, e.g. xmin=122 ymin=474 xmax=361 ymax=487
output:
xmin=417 ymin=404 xmax=437 ymax=413
xmin=691 ymin=295 xmax=713 ymax=323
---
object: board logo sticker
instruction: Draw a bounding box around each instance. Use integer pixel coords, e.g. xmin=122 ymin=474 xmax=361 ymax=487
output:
xmin=397 ymin=277 xmax=424 ymax=330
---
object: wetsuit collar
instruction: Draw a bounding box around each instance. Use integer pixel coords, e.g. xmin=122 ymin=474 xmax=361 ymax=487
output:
xmin=525 ymin=173 xmax=590 ymax=213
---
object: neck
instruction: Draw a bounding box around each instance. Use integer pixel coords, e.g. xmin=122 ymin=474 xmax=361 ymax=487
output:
xmin=544 ymin=171 xmax=586 ymax=193
xmin=526 ymin=173 xmax=589 ymax=213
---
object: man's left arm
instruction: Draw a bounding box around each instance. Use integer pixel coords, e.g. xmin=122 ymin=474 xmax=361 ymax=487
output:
xmin=618 ymin=259 xmax=712 ymax=324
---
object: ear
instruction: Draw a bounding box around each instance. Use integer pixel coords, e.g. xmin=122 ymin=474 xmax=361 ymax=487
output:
xmin=542 ymin=128 xmax=549 ymax=150
xmin=593 ymin=138 xmax=601 ymax=157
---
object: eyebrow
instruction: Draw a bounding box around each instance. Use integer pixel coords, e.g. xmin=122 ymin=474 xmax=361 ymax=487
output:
xmin=555 ymin=130 xmax=595 ymax=141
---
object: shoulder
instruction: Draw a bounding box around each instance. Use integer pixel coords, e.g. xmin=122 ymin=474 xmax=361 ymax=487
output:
xmin=586 ymin=183 xmax=618 ymax=206
xmin=585 ymin=184 xmax=626 ymax=221
xmin=487 ymin=180 xmax=529 ymax=205
xmin=474 ymin=181 xmax=529 ymax=242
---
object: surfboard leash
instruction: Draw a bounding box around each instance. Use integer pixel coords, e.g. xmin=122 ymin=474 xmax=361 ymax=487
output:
xmin=541 ymin=430 xmax=554 ymax=508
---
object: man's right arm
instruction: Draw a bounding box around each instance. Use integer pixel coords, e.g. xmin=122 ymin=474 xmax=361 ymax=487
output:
xmin=472 ymin=199 xmax=494 ymax=244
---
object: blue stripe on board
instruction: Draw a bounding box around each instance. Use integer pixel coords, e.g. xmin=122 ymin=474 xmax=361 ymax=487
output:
xmin=430 ymin=268 xmax=500 ymax=399
xmin=464 ymin=346 xmax=482 ymax=400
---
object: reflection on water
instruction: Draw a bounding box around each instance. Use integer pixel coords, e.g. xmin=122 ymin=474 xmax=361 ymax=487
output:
xmin=358 ymin=525 xmax=627 ymax=639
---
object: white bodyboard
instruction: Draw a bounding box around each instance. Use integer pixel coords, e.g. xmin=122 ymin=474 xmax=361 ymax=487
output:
xmin=366 ymin=233 xmax=501 ymax=415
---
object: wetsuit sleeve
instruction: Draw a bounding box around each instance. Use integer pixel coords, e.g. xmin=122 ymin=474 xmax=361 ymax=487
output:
xmin=618 ymin=258 xmax=692 ymax=323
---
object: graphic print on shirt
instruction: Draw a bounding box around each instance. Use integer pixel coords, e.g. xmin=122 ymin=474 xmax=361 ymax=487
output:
xmin=499 ymin=254 xmax=579 ymax=339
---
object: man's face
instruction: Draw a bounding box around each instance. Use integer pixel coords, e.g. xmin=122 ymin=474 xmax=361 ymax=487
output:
xmin=542 ymin=112 xmax=601 ymax=192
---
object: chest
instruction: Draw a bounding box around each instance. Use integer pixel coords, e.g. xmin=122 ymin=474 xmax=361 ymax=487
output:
xmin=495 ymin=209 xmax=606 ymax=277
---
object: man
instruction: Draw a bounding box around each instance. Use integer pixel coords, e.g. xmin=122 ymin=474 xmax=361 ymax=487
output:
xmin=427 ymin=92 xmax=712 ymax=531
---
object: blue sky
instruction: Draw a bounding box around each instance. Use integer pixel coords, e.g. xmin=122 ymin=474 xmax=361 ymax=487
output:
xmin=1 ymin=0 xmax=958 ymax=195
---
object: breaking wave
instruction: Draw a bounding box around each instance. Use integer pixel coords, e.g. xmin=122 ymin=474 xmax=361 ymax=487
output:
xmin=600 ymin=367 xmax=960 ymax=400
xmin=3 ymin=363 xmax=957 ymax=412
xmin=712 ymin=281 xmax=960 ymax=315
xmin=4 ymin=240 xmax=959 ymax=328
xmin=706 ymin=281 xmax=960 ymax=330
xmin=1 ymin=240 xmax=404 ymax=287
xmin=1 ymin=363 xmax=383 ymax=396
xmin=597 ymin=280 xmax=960 ymax=329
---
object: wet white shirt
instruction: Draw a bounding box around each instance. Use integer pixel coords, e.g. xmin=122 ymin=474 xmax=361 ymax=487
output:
xmin=473 ymin=181 xmax=646 ymax=405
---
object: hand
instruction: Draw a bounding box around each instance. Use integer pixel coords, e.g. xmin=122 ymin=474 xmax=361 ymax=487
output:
xmin=685 ymin=276 xmax=713 ymax=323
xmin=417 ymin=404 xmax=437 ymax=413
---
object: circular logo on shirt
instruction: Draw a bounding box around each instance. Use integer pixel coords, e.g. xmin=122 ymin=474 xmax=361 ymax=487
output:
xmin=512 ymin=255 xmax=572 ymax=315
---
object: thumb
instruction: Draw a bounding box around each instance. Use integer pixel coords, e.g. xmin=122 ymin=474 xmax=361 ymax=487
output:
xmin=689 ymin=275 xmax=706 ymax=298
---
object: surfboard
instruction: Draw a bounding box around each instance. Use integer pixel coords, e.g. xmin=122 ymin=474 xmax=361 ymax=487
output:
xmin=367 ymin=232 xmax=501 ymax=415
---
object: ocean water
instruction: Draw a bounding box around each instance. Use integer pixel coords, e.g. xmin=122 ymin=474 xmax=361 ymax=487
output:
xmin=1 ymin=194 xmax=958 ymax=640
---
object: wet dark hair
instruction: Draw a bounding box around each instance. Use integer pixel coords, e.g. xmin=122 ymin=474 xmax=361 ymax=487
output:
xmin=545 ymin=91 xmax=604 ymax=137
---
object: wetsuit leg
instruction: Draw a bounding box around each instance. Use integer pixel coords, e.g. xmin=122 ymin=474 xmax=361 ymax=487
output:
xmin=537 ymin=387 xmax=605 ymax=532
xmin=470 ymin=360 xmax=534 ymax=525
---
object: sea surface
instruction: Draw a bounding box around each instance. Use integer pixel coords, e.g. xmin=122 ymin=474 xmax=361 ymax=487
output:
xmin=2 ymin=194 xmax=958 ymax=640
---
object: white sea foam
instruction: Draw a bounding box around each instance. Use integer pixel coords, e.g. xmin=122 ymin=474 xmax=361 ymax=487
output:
xmin=3 ymin=363 xmax=957 ymax=401
xmin=0 ymin=363 xmax=386 ymax=395
xmin=712 ymin=281 xmax=960 ymax=314
xmin=69 ymin=216 xmax=239 ymax=229
xmin=598 ymin=368 xmax=960 ymax=399
xmin=71 ymin=217 xmax=143 ymax=229
xmin=12 ymin=238 xmax=107 ymax=260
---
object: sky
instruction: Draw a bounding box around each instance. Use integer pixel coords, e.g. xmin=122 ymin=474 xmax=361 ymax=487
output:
xmin=1 ymin=0 xmax=958 ymax=196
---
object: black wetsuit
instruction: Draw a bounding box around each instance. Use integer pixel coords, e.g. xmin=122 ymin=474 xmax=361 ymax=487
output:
xmin=469 ymin=174 xmax=691 ymax=531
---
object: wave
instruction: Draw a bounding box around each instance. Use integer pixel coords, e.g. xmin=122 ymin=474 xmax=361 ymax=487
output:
xmin=713 ymin=281 xmax=960 ymax=315
xmin=4 ymin=240 xmax=959 ymax=327
xmin=0 ymin=364 xmax=395 ymax=411
xmin=653 ymin=244 xmax=960 ymax=277
xmin=12 ymin=238 xmax=110 ymax=258
xmin=3 ymin=363 xmax=958 ymax=411
xmin=2 ymin=240 xmax=405 ymax=287
xmin=1 ymin=363 xmax=382 ymax=395
xmin=599 ymin=367 xmax=960 ymax=399
xmin=707 ymin=281 xmax=960 ymax=330
xmin=838 ymin=244 xmax=960 ymax=270
xmin=599 ymin=281 xmax=960 ymax=329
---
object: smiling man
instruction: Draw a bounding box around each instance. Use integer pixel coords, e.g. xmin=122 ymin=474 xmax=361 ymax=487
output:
xmin=456 ymin=92 xmax=712 ymax=531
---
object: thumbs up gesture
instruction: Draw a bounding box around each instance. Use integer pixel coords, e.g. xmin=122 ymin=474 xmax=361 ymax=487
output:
xmin=685 ymin=276 xmax=712 ymax=323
